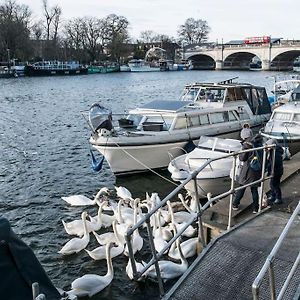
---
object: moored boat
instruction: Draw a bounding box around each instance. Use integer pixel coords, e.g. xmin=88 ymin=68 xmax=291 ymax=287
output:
xmin=84 ymin=79 xmax=271 ymax=176
xmin=24 ymin=61 xmax=88 ymax=76
xmin=128 ymin=59 xmax=160 ymax=72
xmin=168 ymin=136 xmax=241 ymax=197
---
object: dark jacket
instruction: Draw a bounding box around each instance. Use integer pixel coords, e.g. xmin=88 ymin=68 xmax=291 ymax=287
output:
xmin=267 ymin=145 xmax=284 ymax=177
xmin=238 ymin=135 xmax=263 ymax=186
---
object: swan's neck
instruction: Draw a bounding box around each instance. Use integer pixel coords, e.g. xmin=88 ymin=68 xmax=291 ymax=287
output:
xmin=112 ymin=221 xmax=122 ymax=246
xmin=117 ymin=200 xmax=124 ymax=223
xmin=82 ymin=214 xmax=89 ymax=239
xmin=167 ymin=201 xmax=176 ymax=224
xmin=96 ymin=203 xmax=104 ymax=227
xmin=106 ymin=245 xmax=113 ymax=277
xmin=179 ymin=196 xmax=193 ymax=213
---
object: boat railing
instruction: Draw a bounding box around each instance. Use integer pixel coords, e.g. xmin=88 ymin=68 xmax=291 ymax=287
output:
xmin=125 ymin=143 xmax=276 ymax=296
xmin=252 ymin=200 xmax=300 ymax=300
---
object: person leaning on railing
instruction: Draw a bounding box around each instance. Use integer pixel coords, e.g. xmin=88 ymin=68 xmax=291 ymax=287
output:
xmin=265 ymin=138 xmax=284 ymax=205
xmin=232 ymin=134 xmax=264 ymax=214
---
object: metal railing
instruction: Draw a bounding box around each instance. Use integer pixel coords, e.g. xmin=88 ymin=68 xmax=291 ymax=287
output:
xmin=125 ymin=143 xmax=276 ymax=296
xmin=252 ymin=200 xmax=300 ymax=300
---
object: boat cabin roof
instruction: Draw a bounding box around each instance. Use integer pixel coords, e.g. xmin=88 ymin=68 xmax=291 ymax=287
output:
xmin=197 ymin=136 xmax=241 ymax=152
xmin=134 ymin=100 xmax=193 ymax=113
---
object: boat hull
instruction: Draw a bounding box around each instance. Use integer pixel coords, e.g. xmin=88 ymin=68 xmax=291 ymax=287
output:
xmin=24 ymin=66 xmax=88 ymax=76
xmin=92 ymin=130 xmax=240 ymax=176
xmin=183 ymin=176 xmax=232 ymax=198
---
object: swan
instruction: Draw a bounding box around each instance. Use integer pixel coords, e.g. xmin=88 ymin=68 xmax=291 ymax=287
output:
xmin=153 ymin=212 xmax=169 ymax=254
xmin=167 ymin=201 xmax=196 ymax=238
xmin=124 ymin=201 xmax=143 ymax=256
xmin=85 ymin=221 xmax=124 ymax=260
xmin=146 ymin=239 xmax=188 ymax=281
xmin=178 ymin=193 xmax=199 ymax=213
xmin=89 ymin=199 xmax=115 ymax=228
xmin=69 ymin=242 xmax=114 ymax=297
xmin=126 ymin=258 xmax=147 ymax=280
xmin=61 ymin=187 xmax=110 ymax=206
xmin=58 ymin=212 xmax=90 ymax=255
xmin=62 ymin=201 xmax=107 ymax=237
xmin=115 ymin=186 xmax=134 ymax=202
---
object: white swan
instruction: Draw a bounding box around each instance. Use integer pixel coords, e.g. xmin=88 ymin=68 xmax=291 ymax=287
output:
xmin=89 ymin=199 xmax=115 ymax=228
xmin=69 ymin=242 xmax=114 ymax=297
xmin=153 ymin=213 xmax=169 ymax=254
xmin=168 ymin=237 xmax=199 ymax=259
xmin=115 ymin=186 xmax=134 ymax=203
xmin=124 ymin=201 xmax=143 ymax=256
xmin=126 ymin=258 xmax=147 ymax=280
xmin=167 ymin=201 xmax=196 ymax=238
xmin=62 ymin=201 xmax=107 ymax=237
xmin=146 ymin=239 xmax=188 ymax=281
xmin=58 ymin=212 xmax=90 ymax=255
xmin=85 ymin=221 xmax=124 ymax=260
xmin=61 ymin=187 xmax=110 ymax=206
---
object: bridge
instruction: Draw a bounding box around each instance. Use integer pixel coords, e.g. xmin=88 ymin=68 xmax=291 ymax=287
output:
xmin=183 ymin=40 xmax=300 ymax=71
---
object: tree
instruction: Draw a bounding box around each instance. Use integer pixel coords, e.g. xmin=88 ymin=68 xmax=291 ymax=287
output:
xmin=177 ymin=18 xmax=210 ymax=44
xmin=101 ymin=14 xmax=129 ymax=62
xmin=0 ymin=0 xmax=32 ymax=61
xmin=139 ymin=30 xmax=156 ymax=43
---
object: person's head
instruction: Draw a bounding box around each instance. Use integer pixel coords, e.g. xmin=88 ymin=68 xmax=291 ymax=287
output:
xmin=243 ymin=123 xmax=250 ymax=129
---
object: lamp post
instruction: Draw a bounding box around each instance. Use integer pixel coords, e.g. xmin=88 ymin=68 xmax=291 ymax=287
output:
xmin=7 ymin=48 xmax=10 ymax=70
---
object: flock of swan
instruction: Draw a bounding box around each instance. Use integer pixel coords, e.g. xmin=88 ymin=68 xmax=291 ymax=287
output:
xmin=59 ymin=186 xmax=200 ymax=298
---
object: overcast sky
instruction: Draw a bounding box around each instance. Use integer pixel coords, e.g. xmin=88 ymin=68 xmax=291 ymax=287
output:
xmin=20 ymin=0 xmax=300 ymax=42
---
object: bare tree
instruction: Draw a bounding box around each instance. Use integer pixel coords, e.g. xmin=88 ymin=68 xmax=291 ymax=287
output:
xmin=177 ymin=18 xmax=210 ymax=44
xmin=139 ymin=30 xmax=156 ymax=43
xmin=101 ymin=14 xmax=129 ymax=61
xmin=0 ymin=0 xmax=32 ymax=61
xmin=42 ymin=0 xmax=61 ymax=41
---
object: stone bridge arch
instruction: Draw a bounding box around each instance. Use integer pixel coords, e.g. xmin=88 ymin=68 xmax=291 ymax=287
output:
xmin=270 ymin=49 xmax=300 ymax=71
xmin=186 ymin=54 xmax=216 ymax=70
xmin=223 ymin=51 xmax=260 ymax=70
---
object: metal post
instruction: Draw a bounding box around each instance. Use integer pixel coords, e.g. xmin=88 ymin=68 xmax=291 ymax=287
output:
xmin=227 ymin=154 xmax=237 ymax=230
xmin=268 ymin=261 xmax=276 ymax=300
xmin=125 ymin=231 xmax=138 ymax=280
xmin=7 ymin=48 xmax=10 ymax=70
xmin=258 ymin=148 xmax=267 ymax=212
xmin=145 ymin=218 xmax=164 ymax=296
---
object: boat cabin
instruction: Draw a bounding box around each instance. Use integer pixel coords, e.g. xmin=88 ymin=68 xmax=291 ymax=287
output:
xmin=180 ymin=81 xmax=271 ymax=115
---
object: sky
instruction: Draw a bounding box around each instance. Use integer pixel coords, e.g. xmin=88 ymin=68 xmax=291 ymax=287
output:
xmin=19 ymin=0 xmax=300 ymax=43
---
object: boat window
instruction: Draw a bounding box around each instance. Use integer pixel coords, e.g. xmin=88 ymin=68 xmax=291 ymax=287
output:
xmin=128 ymin=114 xmax=143 ymax=126
xmin=223 ymin=111 xmax=229 ymax=122
xmin=225 ymin=87 xmax=248 ymax=101
xmin=143 ymin=116 xmax=173 ymax=130
xmin=293 ymin=113 xmax=300 ymax=121
xmin=199 ymin=114 xmax=209 ymax=125
xmin=235 ymin=109 xmax=250 ymax=120
xmin=272 ymin=112 xmax=292 ymax=121
xmin=182 ymin=88 xmax=200 ymax=101
xmin=203 ymin=88 xmax=225 ymax=102
xmin=228 ymin=111 xmax=238 ymax=121
xmin=209 ymin=112 xmax=224 ymax=124
xmin=174 ymin=116 xmax=188 ymax=129
xmin=189 ymin=115 xmax=200 ymax=127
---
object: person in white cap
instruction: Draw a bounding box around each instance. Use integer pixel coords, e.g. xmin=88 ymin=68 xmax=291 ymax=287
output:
xmin=240 ymin=123 xmax=253 ymax=143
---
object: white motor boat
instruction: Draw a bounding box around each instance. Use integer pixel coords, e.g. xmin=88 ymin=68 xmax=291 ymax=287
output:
xmin=261 ymin=101 xmax=300 ymax=156
xmin=168 ymin=136 xmax=241 ymax=198
xmin=272 ymin=78 xmax=300 ymax=105
xmin=86 ymin=79 xmax=271 ymax=176
xmin=128 ymin=59 xmax=160 ymax=72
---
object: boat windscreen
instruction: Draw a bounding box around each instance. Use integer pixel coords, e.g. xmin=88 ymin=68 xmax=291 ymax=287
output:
xmin=139 ymin=100 xmax=192 ymax=112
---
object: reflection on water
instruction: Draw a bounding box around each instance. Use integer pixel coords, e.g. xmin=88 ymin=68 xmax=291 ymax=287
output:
xmin=0 ymin=70 xmax=289 ymax=299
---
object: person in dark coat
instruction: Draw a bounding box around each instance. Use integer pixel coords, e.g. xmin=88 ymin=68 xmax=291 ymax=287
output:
xmin=266 ymin=138 xmax=284 ymax=204
xmin=232 ymin=134 xmax=263 ymax=213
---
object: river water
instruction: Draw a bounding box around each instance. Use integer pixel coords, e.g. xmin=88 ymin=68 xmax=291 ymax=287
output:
xmin=0 ymin=70 xmax=290 ymax=299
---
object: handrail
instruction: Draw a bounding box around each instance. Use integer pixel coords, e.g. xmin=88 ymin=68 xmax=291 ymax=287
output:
xmin=252 ymin=200 xmax=300 ymax=300
xmin=125 ymin=143 xmax=276 ymax=296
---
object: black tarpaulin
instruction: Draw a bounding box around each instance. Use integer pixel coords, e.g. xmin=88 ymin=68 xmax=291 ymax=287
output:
xmin=0 ymin=218 xmax=61 ymax=300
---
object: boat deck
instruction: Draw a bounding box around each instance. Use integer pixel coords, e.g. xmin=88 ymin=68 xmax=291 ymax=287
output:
xmin=164 ymin=209 xmax=300 ymax=300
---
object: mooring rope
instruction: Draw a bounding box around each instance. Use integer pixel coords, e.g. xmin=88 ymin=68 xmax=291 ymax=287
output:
xmin=112 ymin=141 xmax=179 ymax=187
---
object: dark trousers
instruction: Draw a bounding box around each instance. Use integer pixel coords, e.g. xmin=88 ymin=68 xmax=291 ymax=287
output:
xmin=233 ymin=185 xmax=259 ymax=211
xmin=269 ymin=174 xmax=282 ymax=202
